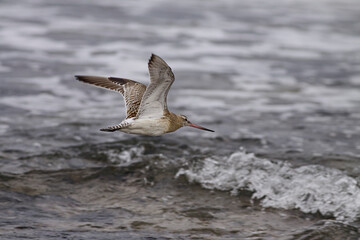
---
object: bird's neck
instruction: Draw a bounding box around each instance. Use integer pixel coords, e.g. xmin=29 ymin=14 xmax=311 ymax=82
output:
xmin=164 ymin=111 xmax=183 ymax=133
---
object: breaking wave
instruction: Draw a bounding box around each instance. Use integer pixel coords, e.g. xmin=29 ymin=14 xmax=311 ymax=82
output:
xmin=177 ymin=149 xmax=360 ymax=221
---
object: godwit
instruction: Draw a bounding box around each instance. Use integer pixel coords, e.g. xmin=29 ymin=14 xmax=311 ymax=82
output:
xmin=75 ymin=54 xmax=214 ymax=136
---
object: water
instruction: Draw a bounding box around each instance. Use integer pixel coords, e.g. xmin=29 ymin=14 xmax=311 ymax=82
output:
xmin=1 ymin=0 xmax=360 ymax=239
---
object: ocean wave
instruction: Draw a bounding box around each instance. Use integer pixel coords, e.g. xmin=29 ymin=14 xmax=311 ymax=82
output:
xmin=177 ymin=149 xmax=360 ymax=221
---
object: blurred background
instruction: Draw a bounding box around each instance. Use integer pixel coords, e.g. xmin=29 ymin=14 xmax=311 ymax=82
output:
xmin=0 ymin=0 xmax=360 ymax=239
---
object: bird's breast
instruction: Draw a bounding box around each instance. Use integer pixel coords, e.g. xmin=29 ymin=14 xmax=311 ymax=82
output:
xmin=120 ymin=118 xmax=170 ymax=136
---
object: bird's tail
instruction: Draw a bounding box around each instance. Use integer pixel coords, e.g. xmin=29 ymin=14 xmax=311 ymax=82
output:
xmin=100 ymin=120 xmax=132 ymax=132
xmin=100 ymin=124 xmax=123 ymax=132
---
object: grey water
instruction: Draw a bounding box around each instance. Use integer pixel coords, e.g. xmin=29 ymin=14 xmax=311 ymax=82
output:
xmin=0 ymin=0 xmax=360 ymax=239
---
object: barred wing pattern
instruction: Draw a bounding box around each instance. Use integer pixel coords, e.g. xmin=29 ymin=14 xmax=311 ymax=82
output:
xmin=109 ymin=77 xmax=146 ymax=118
xmin=75 ymin=75 xmax=146 ymax=119
xmin=75 ymin=75 xmax=124 ymax=94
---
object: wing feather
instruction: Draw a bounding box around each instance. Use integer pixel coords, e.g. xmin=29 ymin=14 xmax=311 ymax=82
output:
xmin=75 ymin=75 xmax=146 ymax=118
xmin=136 ymin=54 xmax=175 ymax=119
xmin=75 ymin=75 xmax=124 ymax=94
xmin=109 ymin=77 xmax=146 ymax=118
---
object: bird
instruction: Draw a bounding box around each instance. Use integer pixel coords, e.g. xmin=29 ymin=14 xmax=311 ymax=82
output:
xmin=75 ymin=54 xmax=214 ymax=136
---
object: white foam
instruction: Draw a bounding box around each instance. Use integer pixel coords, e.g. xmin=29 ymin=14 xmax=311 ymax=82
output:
xmin=0 ymin=76 xmax=124 ymax=121
xmin=0 ymin=22 xmax=68 ymax=52
xmin=177 ymin=150 xmax=360 ymax=221
xmin=104 ymin=146 xmax=145 ymax=165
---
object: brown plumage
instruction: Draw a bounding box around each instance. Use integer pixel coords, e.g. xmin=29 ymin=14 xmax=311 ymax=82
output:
xmin=75 ymin=54 xmax=214 ymax=136
xmin=75 ymin=76 xmax=146 ymax=118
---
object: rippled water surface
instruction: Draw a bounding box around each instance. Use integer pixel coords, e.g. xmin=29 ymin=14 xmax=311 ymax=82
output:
xmin=1 ymin=0 xmax=360 ymax=239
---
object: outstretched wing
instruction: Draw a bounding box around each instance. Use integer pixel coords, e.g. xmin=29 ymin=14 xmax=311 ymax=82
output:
xmin=75 ymin=75 xmax=125 ymax=93
xmin=109 ymin=77 xmax=146 ymax=118
xmin=75 ymin=75 xmax=146 ymax=118
xmin=136 ymin=54 xmax=175 ymax=119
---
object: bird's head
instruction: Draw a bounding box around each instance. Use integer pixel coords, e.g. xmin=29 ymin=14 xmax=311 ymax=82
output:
xmin=179 ymin=115 xmax=214 ymax=132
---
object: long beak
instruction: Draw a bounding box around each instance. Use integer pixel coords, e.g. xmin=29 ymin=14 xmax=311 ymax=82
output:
xmin=188 ymin=123 xmax=214 ymax=132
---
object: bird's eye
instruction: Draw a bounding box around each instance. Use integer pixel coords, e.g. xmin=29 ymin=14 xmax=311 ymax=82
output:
xmin=181 ymin=115 xmax=188 ymax=122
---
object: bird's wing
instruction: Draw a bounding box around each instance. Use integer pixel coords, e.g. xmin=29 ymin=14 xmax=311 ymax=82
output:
xmin=109 ymin=77 xmax=146 ymax=118
xmin=75 ymin=75 xmax=125 ymax=93
xmin=75 ymin=75 xmax=146 ymax=119
xmin=136 ymin=54 xmax=175 ymax=119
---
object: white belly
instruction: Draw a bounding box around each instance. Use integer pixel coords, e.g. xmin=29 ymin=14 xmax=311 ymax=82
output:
xmin=119 ymin=118 xmax=168 ymax=136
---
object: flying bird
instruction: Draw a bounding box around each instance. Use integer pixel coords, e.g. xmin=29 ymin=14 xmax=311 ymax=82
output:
xmin=75 ymin=54 xmax=214 ymax=136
